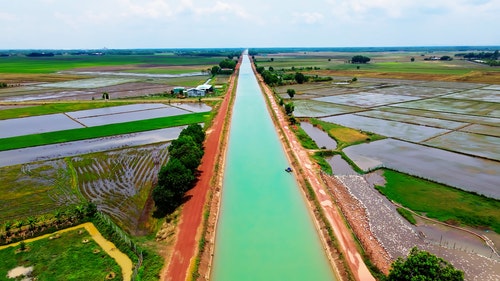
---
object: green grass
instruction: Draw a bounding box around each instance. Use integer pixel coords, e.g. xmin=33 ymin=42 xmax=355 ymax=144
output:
xmin=396 ymin=207 xmax=417 ymax=225
xmin=291 ymin=123 xmax=319 ymax=149
xmin=309 ymin=118 xmax=385 ymax=150
xmin=0 ymin=101 xmax=133 ymax=120
xmin=0 ymin=228 xmax=122 ymax=280
xmin=376 ymin=169 xmax=500 ymax=233
xmin=0 ymin=55 xmax=225 ymax=74
xmin=0 ymin=112 xmax=208 ymax=151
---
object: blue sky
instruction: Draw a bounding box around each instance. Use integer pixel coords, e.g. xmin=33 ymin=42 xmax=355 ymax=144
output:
xmin=1 ymin=0 xmax=499 ymax=49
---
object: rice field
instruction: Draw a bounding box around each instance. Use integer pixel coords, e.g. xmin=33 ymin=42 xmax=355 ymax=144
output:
xmin=38 ymin=77 xmax=138 ymax=89
xmin=293 ymin=100 xmax=363 ymax=118
xmin=343 ymin=139 xmax=500 ymax=199
xmin=74 ymin=143 xmax=170 ymax=234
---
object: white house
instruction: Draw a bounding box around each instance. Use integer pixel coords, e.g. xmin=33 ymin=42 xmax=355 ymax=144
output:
xmin=186 ymin=88 xmax=206 ymax=97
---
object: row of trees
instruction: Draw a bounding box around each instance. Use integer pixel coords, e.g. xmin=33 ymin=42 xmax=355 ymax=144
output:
xmin=211 ymin=58 xmax=238 ymax=75
xmin=152 ymin=124 xmax=205 ymax=215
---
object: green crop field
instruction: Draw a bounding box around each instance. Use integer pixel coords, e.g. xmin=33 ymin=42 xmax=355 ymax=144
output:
xmin=376 ymin=169 xmax=500 ymax=233
xmin=0 ymin=54 xmax=226 ymax=74
xmin=0 ymin=227 xmax=122 ymax=280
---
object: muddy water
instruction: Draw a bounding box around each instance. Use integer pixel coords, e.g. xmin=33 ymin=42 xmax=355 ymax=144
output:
xmin=326 ymin=155 xmax=357 ymax=175
xmin=211 ymin=54 xmax=335 ymax=280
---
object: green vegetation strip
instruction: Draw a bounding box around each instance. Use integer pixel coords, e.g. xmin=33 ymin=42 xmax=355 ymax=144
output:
xmin=0 ymin=112 xmax=208 ymax=151
xmin=0 ymin=102 xmax=133 ymax=120
xmin=0 ymin=227 xmax=121 ymax=280
xmin=377 ymin=169 xmax=500 ymax=233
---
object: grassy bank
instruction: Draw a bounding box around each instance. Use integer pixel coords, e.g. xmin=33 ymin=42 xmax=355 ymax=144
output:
xmin=0 ymin=227 xmax=122 ymax=280
xmin=0 ymin=112 xmax=208 ymax=151
xmin=376 ymin=169 xmax=500 ymax=233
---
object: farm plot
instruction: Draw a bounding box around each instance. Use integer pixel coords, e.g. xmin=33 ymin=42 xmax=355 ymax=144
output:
xmin=391 ymin=97 xmax=500 ymax=117
xmin=379 ymin=106 xmax=500 ymax=127
xmin=0 ymin=126 xmax=185 ymax=168
xmin=343 ymin=139 xmax=500 ymax=199
xmin=0 ymin=113 xmax=83 ymax=138
xmin=314 ymin=92 xmax=421 ymax=108
xmin=321 ymin=114 xmax=449 ymax=142
xmin=172 ymin=102 xmax=212 ymax=113
xmin=300 ymin=122 xmax=337 ymax=149
xmin=371 ymin=85 xmax=456 ymax=98
xmin=460 ymin=124 xmax=500 ymax=137
xmin=444 ymin=88 xmax=500 ymax=103
xmin=356 ymin=110 xmax=466 ymax=130
xmin=74 ymin=143 xmax=170 ymax=234
xmin=424 ymin=131 xmax=500 ymax=161
xmin=411 ymin=81 xmax=486 ymax=89
xmin=38 ymin=77 xmax=138 ymax=89
xmin=0 ymin=159 xmax=82 ymax=222
xmin=65 ymin=103 xmax=168 ymax=119
xmin=293 ymin=100 xmax=363 ymax=117
xmin=74 ymin=107 xmax=189 ymax=127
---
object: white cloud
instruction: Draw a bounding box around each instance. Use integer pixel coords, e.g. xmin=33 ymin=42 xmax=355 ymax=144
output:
xmin=292 ymin=12 xmax=324 ymax=24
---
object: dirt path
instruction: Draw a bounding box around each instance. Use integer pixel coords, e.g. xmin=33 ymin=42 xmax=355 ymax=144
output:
xmin=251 ymin=60 xmax=375 ymax=281
xmin=0 ymin=222 xmax=133 ymax=281
xmin=163 ymin=62 xmax=239 ymax=281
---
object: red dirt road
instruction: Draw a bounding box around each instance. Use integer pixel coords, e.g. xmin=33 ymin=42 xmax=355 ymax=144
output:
xmin=163 ymin=64 xmax=239 ymax=281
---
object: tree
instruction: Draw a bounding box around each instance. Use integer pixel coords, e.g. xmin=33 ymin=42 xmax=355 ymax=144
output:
xmin=284 ymin=102 xmax=294 ymax=116
xmin=351 ymin=55 xmax=371 ymax=64
xmin=153 ymin=158 xmax=195 ymax=212
xmin=168 ymin=135 xmax=203 ymax=171
xmin=294 ymin=72 xmax=306 ymax=84
xmin=211 ymin=65 xmax=220 ymax=75
xmin=179 ymin=123 xmax=205 ymax=146
xmin=387 ymin=247 xmax=464 ymax=281
xmin=411 ymin=57 xmax=415 ymax=62
xmin=287 ymin=89 xmax=295 ymax=99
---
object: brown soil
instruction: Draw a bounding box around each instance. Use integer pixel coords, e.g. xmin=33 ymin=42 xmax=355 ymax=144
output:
xmin=311 ymin=69 xmax=500 ymax=84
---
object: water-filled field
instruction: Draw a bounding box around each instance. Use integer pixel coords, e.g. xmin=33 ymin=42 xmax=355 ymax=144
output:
xmin=293 ymin=100 xmax=362 ymax=117
xmin=74 ymin=143 xmax=169 ymax=234
xmin=356 ymin=110 xmax=466 ymax=130
xmin=300 ymin=122 xmax=337 ymax=149
xmin=321 ymin=114 xmax=449 ymax=142
xmin=343 ymin=139 xmax=500 ymax=199
xmin=0 ymin=127 xmax=185 ymax=167
xmin=0 ymin=103 xmax=210 ymax=138
xmin=424 ymin=131 xmax=500 ymax=161
xmin=0 ymin=113 xmax=84 ymax=138
xmin=314 ymin=92 xmax=420 ymax=107
xmin=38 ymin=77 xmax=137 ymax=89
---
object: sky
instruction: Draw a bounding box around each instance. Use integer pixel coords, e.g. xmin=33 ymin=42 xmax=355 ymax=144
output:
xmin=1 ymin=0 xmax=499 ymax=49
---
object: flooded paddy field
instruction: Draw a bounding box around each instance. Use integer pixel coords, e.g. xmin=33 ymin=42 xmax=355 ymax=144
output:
xmin=0 ymin=103 xmax=210 ymax=138
xmin=300 ymin=122 xmax=337 ymax=149
xmin=321 ymin=114 xmax=449 ymax=142
xmin=391 ymin=97 xmax=500 ymax=117
xmin=370 ymin=85 xmax=456 ymax=98
xmin=314 ymin=92 xmax=421 ymax=108
xmin=0 ymin=126 xmax=185 ymax=168
xmin=357 ymin=110 xmax=466 ymax=129
xmin=0 ymin=113 xmax=84 ymax=138
xmin=378 ymin=106 xmax=500 ymax=127
xmin=424 ymin=131 xmax=500 ymax=161
xmin=343 ymin=138 xmax=500 ymax=199
xmin=445 ymin=89 xmax=500 ymax=103
xmin=293 ymin=100 xmax=363 ymax=117
xmin=38 ymin=77 xmax=138 ymax=89
xmin=74 ymin=143 xmax=169 ymax=234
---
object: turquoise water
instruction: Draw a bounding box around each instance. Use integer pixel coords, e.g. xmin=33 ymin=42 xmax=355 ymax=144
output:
xmin=211 ymin=54 xmax=336 ymax=281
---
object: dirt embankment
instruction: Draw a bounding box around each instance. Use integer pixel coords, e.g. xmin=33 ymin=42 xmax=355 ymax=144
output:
xmin=162 ymin=57 xmax=240 ymax=281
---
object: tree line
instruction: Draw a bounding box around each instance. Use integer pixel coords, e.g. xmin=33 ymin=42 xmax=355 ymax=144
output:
xmin=152 ymin=124 xmax=205 ymax=216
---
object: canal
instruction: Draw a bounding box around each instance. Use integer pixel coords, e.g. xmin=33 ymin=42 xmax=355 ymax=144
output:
xmin=211 ymin=53 xmax=336 ymax=280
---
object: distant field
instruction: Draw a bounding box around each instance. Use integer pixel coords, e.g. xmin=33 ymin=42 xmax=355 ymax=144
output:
xmin=0 ymin=54 xmax=226 ymax=74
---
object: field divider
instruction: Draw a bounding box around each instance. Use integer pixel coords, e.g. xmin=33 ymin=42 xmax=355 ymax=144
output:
xmin=63 ymin=112 xmax=88 ymax=128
